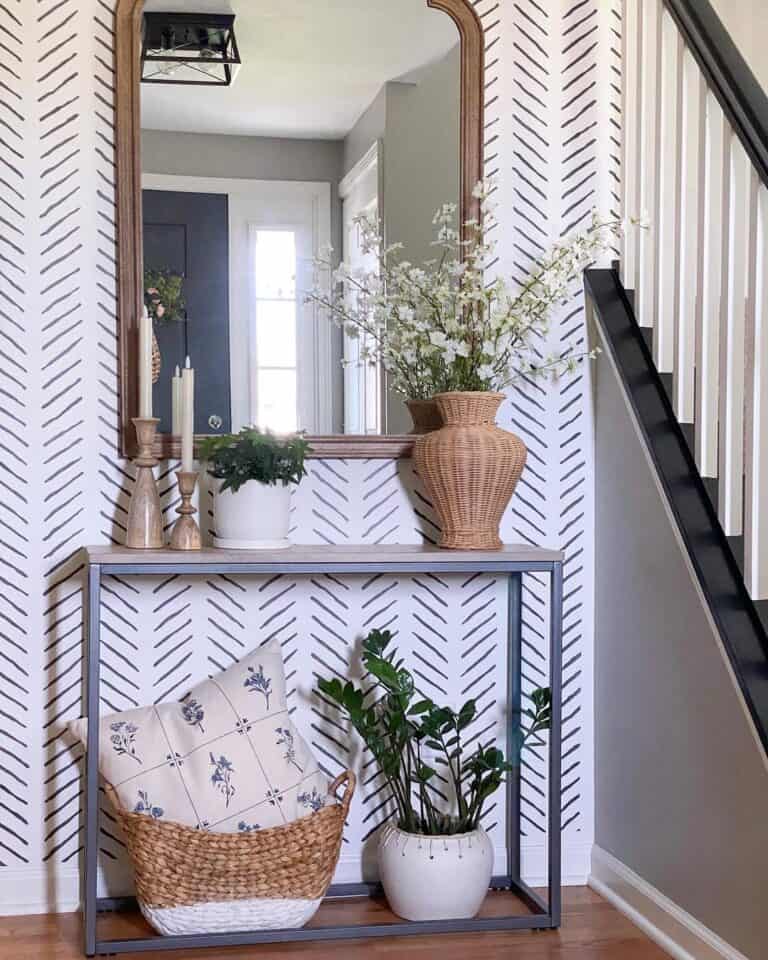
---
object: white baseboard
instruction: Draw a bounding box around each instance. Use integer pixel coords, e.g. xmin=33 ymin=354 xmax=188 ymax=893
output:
xmin=0 ymin=867 xmax=81 ymax=916
xmin=0 ymin=864 xmax=135 ymax=916
xmin=0 ymin=840 xmax=592 ymax=916
xmin=589 ymin=846 xmax=748 ymax=960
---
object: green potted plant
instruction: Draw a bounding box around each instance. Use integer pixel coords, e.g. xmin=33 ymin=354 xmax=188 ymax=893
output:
xmin=318 ymin=629 xmax=551 ymax=922
xmin=200 ymin=428 xmax=309 ymax=549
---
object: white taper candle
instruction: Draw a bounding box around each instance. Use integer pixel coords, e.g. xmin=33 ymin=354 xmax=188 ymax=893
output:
xmin=139 ymin=307 xmax=153 ymax=418
xmin=181 ymin=356 xmax=195 ymax=473
xmin=171 ymin=365 xmax=182 ymax=435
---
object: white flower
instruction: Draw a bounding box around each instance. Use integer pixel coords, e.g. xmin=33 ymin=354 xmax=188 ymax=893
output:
xmin=630 ymin=210 xmax=652 ymax=229
xmin=332 ymin=264 xmax=350 ymax=284
xmin=303 ymin=178 xmax=619 ymax=400
xmin=441 ymin=340 xmax=461 ymax=364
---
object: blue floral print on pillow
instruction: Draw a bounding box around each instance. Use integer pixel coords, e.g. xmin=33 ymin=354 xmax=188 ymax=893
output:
xmin=134 ymin=789 xmax=163 ymax=819
xmin=210 ymin=753 xmax=236 ymax=807
xmin=298 ymin=787 xmax=326 ymax=813
xmin=110 ymin=721 xmax=141 ymax=764
xmin=276 ymin=726 xmax=303 ymax=772
xmin=181 ymin=698 xmax=205 ymax=733
xmin=244 ymin=664 xmax=271 ymax=709
xmin=238 ymin=821 xmax=261 ymax=833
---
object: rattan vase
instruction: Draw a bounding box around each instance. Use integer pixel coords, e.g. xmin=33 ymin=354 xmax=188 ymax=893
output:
xmin=406 ymin=399 xmax=443 ymax=435
xmin=414 ymin=392 xmax=526 ymax=550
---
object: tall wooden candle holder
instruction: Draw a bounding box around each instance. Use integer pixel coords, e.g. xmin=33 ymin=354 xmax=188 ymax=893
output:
xmin=170 ymin=470 xmax=202 ymax=551
xmin=126 ymin=418 xmax=164 ymax=549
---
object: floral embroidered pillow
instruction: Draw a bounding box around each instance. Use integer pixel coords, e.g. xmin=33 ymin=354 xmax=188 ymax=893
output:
xmin=68 ymin=643 xmax=329 ymax=833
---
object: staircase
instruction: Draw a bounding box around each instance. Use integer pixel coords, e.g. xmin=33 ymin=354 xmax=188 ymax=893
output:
xmin=585 ymin=0 xmax=768 ymax=753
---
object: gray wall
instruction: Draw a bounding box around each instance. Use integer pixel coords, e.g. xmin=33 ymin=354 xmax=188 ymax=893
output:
xmin=343 ymin=86 xmax=386 ymax=176
xmin=594 ymin=349 xmax=768 ymax=959
xmin=384 ymin=47 xmax=460 ymax=433
xmin=383 ymin=46 xmax=461 ymax=264
xmin=142 ymin=129 xmax=345 ymax=256
xmin=341 ymin=47 xmax=460 ymax=433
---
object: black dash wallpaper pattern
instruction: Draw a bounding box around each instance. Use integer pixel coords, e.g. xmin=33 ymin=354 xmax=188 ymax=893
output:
xmin=0 ymin=0 xmax=619 ymax=908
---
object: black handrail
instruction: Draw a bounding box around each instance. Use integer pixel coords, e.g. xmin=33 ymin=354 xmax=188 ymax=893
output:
xmin=664 ymin=0 xmax=768 ymax=189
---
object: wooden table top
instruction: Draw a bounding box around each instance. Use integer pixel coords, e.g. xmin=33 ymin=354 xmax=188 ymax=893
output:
xmin=83 ymin=542 xmax=564 ymax=568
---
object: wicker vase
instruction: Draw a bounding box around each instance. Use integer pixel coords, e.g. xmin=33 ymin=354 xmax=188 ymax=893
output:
xmin=414 ymin=392 xmax=526 ymax=550
xmin=406 ymin=399 xmax=443 ymax=435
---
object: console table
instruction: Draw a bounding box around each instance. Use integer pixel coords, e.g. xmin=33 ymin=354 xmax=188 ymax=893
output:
xmin=82 ymin=543 xmax=563 ymax=956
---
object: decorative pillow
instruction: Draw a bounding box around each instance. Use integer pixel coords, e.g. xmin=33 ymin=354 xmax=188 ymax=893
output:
xmin=69 ymin=643 xmax=329 ymax=833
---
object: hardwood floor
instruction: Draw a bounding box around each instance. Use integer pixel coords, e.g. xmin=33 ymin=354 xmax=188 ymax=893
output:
xmin=0 ymin=888 xmax=670 ymax=959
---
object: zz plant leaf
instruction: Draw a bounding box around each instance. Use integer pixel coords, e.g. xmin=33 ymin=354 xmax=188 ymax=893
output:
xmin=317 ymin=628 xmax=553 ymax=836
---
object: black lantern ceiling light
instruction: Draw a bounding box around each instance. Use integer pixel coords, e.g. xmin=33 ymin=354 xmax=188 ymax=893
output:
xmin=141 ymin=13 xmax=241 ymax=86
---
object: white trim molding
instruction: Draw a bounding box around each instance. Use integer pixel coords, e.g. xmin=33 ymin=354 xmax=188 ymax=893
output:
xmin=339 ymin=141 xmax=382 ymax=201
xmin=589 ymin=846 xmax=750 ymax=960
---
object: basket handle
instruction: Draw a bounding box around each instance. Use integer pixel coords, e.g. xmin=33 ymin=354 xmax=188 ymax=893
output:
xmin=329 ymin=769 xmax=356 ymax=819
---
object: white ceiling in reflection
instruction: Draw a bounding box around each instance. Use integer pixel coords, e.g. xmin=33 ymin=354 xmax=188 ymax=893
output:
xmin=141 ymin=0 xmax=459 ymax=139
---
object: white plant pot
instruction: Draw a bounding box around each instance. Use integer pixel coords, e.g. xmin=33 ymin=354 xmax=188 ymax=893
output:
xmin=378 ymin=824 xmax=493 ymax=922
xmin=213 ymin=480 xmax=292 ymax=549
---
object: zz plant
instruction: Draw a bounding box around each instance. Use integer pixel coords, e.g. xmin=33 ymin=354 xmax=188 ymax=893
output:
xmin=318 ymin=629 xmax=551 ymax=836
xmin=199 ymin=427 xmax=310 ymax=493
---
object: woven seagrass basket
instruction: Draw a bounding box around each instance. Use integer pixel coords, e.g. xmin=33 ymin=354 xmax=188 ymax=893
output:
xmin=111 ymin=770 xmax=355 ymax=936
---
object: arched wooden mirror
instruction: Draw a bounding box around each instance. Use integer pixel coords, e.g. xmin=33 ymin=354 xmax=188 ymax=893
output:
xmin=116 ymin=0 xmax=484 ymax=459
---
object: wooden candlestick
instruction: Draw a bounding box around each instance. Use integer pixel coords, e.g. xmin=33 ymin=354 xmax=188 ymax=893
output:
xmin=170 ymin=470 xmax=202 ymax=551
xmin=126 ymin=418 xmax=164 ymax=549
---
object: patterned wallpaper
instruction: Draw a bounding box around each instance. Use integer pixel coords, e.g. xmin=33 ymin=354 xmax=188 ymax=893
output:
xmin=0 ymin=0 xmax=619 ymax=911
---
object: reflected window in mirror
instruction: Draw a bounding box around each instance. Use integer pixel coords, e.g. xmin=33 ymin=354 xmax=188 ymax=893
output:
xmin=252 ymin=228 xmax=298 ymax=433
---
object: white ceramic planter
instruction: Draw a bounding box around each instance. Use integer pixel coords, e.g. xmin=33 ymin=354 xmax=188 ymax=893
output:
xmin=378 ymin=824 xmax=493 ymax=921
xmin=213 ymin=480 xmax=292 ymax=549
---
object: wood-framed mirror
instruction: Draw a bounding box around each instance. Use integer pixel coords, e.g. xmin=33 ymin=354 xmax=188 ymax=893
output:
xmin=116 ymin=0 xmax=484 ymax=459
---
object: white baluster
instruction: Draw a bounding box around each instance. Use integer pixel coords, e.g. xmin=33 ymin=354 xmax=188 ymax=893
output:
xmin=637 ymin=0 xmax=662 ymax=329
xmin=675 ymin=48 xmax=703 ymax=423
xmin=697 ymin=95 xmax=728 ymax=478
xmin=745 ymin=183 xmax=768 ymax=600
xmin=655 ymin=8 xmax=681 ymax=373
xmin=719 ymin=135 xmax=750 ymax=537
xmin=622 ymin=0 xmax=642 ymax=291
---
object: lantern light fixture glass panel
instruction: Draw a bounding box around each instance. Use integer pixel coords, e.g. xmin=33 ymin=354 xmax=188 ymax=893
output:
xmin=141 ymin=12 xmax=241 ymax=86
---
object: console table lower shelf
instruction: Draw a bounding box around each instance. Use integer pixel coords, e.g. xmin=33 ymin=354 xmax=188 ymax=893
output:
xmin=81 ymin=544 xmax=564 ymax=956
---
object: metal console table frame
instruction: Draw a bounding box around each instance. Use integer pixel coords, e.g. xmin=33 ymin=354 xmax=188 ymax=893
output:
xmin=82 ymin=544 xmax=564 ymax=956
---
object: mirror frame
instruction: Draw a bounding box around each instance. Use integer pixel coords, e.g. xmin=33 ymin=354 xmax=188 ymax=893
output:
xmin=116 ymin=0 xmax=484 ymax=459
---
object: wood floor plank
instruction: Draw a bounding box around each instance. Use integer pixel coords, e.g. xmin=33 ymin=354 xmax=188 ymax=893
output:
xmin=0 ymin=888 xmax=671 ymax=959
